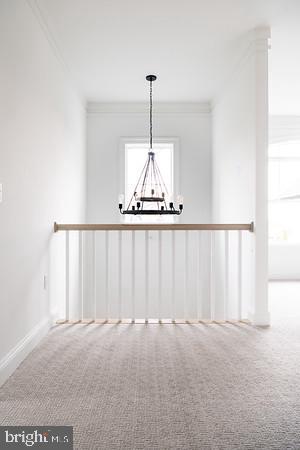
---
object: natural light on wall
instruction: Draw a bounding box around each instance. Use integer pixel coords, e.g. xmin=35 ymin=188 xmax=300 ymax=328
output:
xmin=269 ymin=140 xmax=300 ymax=243
xmin=124 ymin=142 xmax=174 ymax=223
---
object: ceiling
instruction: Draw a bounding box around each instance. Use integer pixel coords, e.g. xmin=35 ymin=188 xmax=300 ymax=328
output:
xmin=35 ymin=0 xmax=300 ymax=114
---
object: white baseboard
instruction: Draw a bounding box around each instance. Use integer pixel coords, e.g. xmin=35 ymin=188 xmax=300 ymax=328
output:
xmin=248 ymin=310 xmax=271 ymax=326
xmin=269 ymin=278 xmax=300 ymax=282
xmin=50 ymin=308 xmax=59 ymax=326
xmin=0 ymin=317 xmax=51 ymax=387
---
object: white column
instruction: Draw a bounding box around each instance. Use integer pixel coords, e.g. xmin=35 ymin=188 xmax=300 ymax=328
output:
xmin=253 ymin=27 xmax=271 ymax=325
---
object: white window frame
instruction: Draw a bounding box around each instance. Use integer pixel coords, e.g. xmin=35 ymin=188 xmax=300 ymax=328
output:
xmin=119 ymin=137 xmax=180 ymax=223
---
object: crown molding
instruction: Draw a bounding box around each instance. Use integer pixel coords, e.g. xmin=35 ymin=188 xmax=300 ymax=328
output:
xmin=26 ymin=0 xmax=85 ymax=110
xmin=87 ymin=102 xmax=211 ymax=115
xmin=211 ymin=26 xmax=271 ymax=111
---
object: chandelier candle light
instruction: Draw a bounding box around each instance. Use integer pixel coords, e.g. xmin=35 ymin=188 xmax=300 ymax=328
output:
xmin=119 ymin=75 xmax=184 ymax=215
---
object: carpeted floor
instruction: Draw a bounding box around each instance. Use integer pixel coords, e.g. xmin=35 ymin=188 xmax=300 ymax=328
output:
xmin=1 ymin=284 xmax=300 ymax=449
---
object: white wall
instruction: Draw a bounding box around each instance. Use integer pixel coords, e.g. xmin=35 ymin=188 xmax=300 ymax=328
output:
xmin=212 ymin=64 xmax=255 ymax=224
xmin=269 ymin=115 xmax=300 ymax=280
xmin=87 ymin=103 xmax=211 ymax=223
xmin=0 ymin=0 xmax=86 ymax=383
xmin=84 ymin=103 xmax=212 ymax=319
xmin=212 ymin=28 xmax=270 ymax=325
xmin=269 ymin=244 xmax=300 ymax=280
xmin=212 ymin=54 xmax=255 ymax=321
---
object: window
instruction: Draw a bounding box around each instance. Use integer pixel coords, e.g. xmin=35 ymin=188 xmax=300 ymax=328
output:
xmin=269 ymin=141 xmax=300 ymax=243
xmin=121 ymin=140 xmax=177 ymax=223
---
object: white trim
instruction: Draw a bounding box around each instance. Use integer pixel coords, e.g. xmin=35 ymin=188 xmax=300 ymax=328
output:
xmin=25 ymin=0 xmax=85 ymax=109
xmin=248 ymin=310 xmax=271 ymax=327
xmin=26 ymin=0 xmax=68 ymax=76
xmin=211 ymin=26 xmax=271 ymax=110
xmin=87 ymin=102 xmax=211 ymax=115
xmin=269 ymin=156 xmax=300 ymax=161
xmin=50 ymin=308 xmax=59 ymax=325
xmin=253 ymin=27 xmax=270 ymax=327
xmin=0 ymin=318 xmax=51 ymax=387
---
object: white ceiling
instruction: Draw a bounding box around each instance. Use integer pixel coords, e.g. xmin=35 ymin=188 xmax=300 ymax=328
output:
xmin=35 ymin=0 xmax=300 ymax=114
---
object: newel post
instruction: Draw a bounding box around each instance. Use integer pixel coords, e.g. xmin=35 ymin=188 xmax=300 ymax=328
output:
xmin=252 ymin=27 xmax=271 ymax=326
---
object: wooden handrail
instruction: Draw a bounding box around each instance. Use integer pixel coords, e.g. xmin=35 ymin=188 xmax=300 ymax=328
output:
xmin=54 ymin=222 xmax=254 ymax=232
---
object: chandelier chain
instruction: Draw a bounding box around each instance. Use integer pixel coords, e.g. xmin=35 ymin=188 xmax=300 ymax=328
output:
xmin=150 ymin=80 xmax=153 ymax=149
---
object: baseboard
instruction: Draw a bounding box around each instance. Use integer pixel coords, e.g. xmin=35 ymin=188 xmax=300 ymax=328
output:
xmin=248 ymin=310 xmax=271 ymax=327
xmin=0 ymin=317 xmax=51 ymax=387
xmin=269 ymin=278 xmax=300 ymax=282
xmin=50 ymin=308 xmax=59 ymax=326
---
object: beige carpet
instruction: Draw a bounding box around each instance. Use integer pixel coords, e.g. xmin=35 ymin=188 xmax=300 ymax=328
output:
xmin=1 ymin=303 xmax=300 ymax=449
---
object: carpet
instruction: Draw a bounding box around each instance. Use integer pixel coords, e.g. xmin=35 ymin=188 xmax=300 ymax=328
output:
xmin=1 ymin=313 xmax=300 ymax=449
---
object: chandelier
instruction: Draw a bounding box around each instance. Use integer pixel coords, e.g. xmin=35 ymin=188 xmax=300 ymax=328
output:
xmin=119 ymin=75 xmax=184 ymax=215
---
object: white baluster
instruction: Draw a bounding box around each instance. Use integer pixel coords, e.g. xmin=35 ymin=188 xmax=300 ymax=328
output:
xmin=131 ymin=231 xmax=135 ymax=323
xmin=197 ymin=231 xmax=202 ymax=321
xmin=78 ymin=230 xmax=83 ymax=321
xmin=171 ymin=230 xmax=175 ymax=322
xmin=105 ymin=230 xmax=109 ymax=321
xmin=145 ymin=230 xmax=149 ymax=323
xmin=65 ymin=231 xmax=69 ymax=322
xmin=237 ymin=230 xmax=242 ymax=321
xmin=158 ymin=230 xmax=162 ymax=322
xmin=92 ymin=231 xmax=96 ymax=320
xmin=224 ymin=230 xmax=229 ymax=321
xmin=210 ymin=231 xmax=215 ymax=321
xmin=118 ymin=230 xmax=122 ymax=321
xmin=184 ymin=230 xmax=189 ymax=321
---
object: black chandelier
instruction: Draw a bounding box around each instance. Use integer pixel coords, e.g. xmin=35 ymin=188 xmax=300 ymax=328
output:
xmin=119 ymin=75 xmax=184 ymax=215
